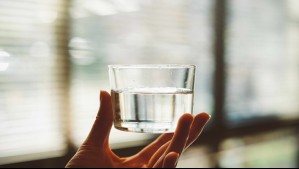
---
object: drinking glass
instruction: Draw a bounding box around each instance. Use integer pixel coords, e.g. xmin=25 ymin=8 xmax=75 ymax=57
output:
xmin=109 ymin=64 xmax=196 ymax=133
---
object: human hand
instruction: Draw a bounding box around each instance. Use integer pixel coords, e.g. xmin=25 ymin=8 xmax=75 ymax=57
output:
xmin=66 ymin=91 xmax=211 ymax=168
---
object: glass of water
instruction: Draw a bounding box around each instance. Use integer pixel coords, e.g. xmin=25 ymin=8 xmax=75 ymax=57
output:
xmin=109 ymin=64 xmax=196 ymax=133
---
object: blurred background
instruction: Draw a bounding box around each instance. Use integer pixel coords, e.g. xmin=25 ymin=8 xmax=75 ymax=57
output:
xmin=0 ymin=0 xmax=299 ymax=168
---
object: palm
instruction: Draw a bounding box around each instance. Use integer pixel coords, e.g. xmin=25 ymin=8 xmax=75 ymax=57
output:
xmin=66 ymin=91 xmax=210 ymax=168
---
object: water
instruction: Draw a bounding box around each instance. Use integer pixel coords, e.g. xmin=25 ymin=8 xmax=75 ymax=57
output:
xmin=111 ymin=87 xmax=194 ymax=133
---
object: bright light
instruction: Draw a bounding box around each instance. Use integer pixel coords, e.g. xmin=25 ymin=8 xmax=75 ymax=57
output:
xmin=0 ymin=50 xmax=10 ymax=72
xmin=38 ymin=10 xmax=58 ymax=23
xmin=112 ymin=0 xmax=140 ymax=12
xmin=69 ymin=37 xmax=95 ymax=65
xmin=30 ymin=42 xmax=51 ymax=58
xmin=84 ymin=0 xmax=118 ymax=16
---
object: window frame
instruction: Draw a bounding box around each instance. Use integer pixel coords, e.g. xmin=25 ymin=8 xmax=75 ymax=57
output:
xmin=208 ymin=0 xmax=299 ymax=167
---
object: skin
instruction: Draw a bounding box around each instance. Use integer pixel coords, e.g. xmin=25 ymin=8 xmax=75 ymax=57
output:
xmin=66 ymin=91 xmax=211 ymax=168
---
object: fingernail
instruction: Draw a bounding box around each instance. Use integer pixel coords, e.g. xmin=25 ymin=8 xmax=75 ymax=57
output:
xmin=204 ymin=113 xmax=212 ymax=121
xmin=206 ymin=115 xmax=211 ymax=125
xmin=100 ymin=90 xmax=104 ymax=102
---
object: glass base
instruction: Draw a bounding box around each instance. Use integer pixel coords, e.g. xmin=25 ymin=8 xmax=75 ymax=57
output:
xmin=114 ymin=122 xmax=176 ymax=134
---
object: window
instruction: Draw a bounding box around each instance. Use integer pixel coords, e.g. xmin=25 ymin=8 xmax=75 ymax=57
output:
xmin=1 ymin=0 xmax=299 ymax=168
xmin=0 ymin=0 xmax=67 ymax=165
xmin=226 ymin=0 xmax=299 ymax=125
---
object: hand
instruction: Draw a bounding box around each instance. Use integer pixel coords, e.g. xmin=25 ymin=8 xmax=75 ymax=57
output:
xmin=66 ymin=91 xmax=211 ymax=168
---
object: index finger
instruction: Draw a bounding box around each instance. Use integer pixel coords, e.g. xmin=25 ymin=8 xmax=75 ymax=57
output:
xmin=153 ymin=114 xmax=193 ymax=168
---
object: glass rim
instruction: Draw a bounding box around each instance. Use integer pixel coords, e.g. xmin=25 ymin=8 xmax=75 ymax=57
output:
xmin=108 ymin=64 xmax=196 ymax=69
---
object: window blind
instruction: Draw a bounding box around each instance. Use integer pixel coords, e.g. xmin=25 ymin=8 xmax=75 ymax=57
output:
xmin=0 ymin=0 xmax=68 ymax=165
xmin=225 ymin=0 xmax=299 ymax=123
xmin=69 ymin=0 xmax=214 ymax=148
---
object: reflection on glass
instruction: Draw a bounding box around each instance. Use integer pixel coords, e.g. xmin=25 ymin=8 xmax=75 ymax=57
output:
xmin=70 ymin=0 xmax=214 ymax=147
xmin=226 ymin=0 xmax=299 ymax=123
xmin=220 ymin=130 xmax=298 ymax=168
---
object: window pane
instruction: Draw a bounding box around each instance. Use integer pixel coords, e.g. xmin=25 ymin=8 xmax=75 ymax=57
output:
xmin=219 ymin=129 xmax=298 ymax=168
xmin=0 ymin=0 xmax=67 ymax=164
xmin=70 ymin=0 xmax=214 ymax=147
xmin=226 ymin=0 xmax=299 ymax=124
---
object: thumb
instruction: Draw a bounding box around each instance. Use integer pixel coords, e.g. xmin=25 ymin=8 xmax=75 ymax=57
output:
xmin=83 ymin=91 xmax=114 ymax=147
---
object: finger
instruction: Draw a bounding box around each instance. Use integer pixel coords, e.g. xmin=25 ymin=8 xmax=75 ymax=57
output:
xmin=150 ymin=113 xmax=211 ymax=167
xmin=148 ymin=142 xmax=170 ymax=168
xmin=150 ymin=113 xmax=210 ymax=167
xmin=162 ymin=152 xmax=179 ymax=168
xmin=138 ymin=133 xmax=174 ymax=161
xmin=153 ymin=114 xmax=193 ymax=168
xmin=83 ymin=91 xmax=114 ymax=147
xmin=185 ymin=113 xmax=211 ymax=149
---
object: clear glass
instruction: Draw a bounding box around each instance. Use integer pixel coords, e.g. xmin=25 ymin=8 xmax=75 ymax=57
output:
xmin=109 ymin=64 xmax=196 ymax=133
